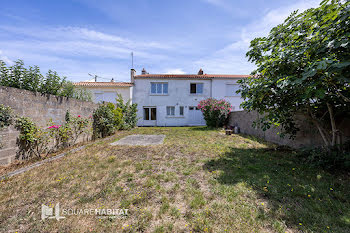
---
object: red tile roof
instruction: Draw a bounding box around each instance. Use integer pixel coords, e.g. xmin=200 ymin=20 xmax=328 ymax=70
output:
xmin=134 ymin=74 xmax=250 ymax=79
xmin=73 ymin=82 xmax=133 ymax=87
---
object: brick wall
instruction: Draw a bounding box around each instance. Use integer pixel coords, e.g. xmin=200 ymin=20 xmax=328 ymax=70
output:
xmin=0 ymin=86 xmax=98 ymax=165
xmin=228 ymin=111 xmax=350 ymax=148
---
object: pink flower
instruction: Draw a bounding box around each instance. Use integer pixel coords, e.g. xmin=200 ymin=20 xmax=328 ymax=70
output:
xmin=48 ymin=125 xmax=61 ymax=129
xmin=78 ymin=115 xmax=81 ymax=118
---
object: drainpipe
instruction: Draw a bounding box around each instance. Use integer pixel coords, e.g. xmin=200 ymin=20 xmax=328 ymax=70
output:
xmin=210 ymin=78 xmax=212 ymax=98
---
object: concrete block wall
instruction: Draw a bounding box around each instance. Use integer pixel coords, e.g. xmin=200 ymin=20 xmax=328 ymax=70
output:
xmin=229 ymin=110 xmax=350 ymax=149
xmin=0 ymin=86 xmax=98 ymax=165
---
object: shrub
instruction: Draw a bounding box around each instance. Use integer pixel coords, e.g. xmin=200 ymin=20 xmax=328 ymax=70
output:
xmin=15 ymin=117 xmax=49 ymax=159
xmin=0 ymin=104 xmax=13 ymax=129
xmin=197 ymin=98 xmax=232 ymax=128
xmin=0 ymin=104 xmax=13 ymax=148
xmin=70 ymin=115 xmax=91 ymax=144
xmin=92 ymin=104 xmax=117 ymax=139
xmin=72 ymin=87 xmax=92 ymax=102
xmin=115 ymin=94 xmax=138 ymax=129
xmin=48 ymin=123 xmax=71 ymax=150
xmin=107 ymin=102 xmax=123 ymax=128
xmin=48 ymin=114 xmax=91 ymax=150
xmin=297 ymin=143 xmax=350 ymax=172
xmin=0 ymin=59 xmax=92 ymax=101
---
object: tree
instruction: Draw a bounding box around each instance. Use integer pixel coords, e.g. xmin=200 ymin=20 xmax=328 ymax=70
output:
xmin=238 ymin=0 xmax=350 ymax=148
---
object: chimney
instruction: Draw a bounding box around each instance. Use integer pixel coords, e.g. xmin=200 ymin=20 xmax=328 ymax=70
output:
xmin=142 ymin=68 xmax=147 ymax=75
xmin=198 ymin=68 xmax=204 ymax=75
xmin=130 ymin=69 xmax=136 ymax=83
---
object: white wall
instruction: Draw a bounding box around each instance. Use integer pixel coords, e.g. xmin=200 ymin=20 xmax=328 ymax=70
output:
xmin=211 ymin=79 xmax=244 ymax=111
xmin=134 ymin=78 xmax=211 ymax=126
xmin=85 ymin=86 xmax=132 ymax=104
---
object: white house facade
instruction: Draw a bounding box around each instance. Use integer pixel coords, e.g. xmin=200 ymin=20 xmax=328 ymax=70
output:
xmin=74 ymin=82 xmax=133 ymax=104
xmin=132 ymin=69 xmax=249 ymax=127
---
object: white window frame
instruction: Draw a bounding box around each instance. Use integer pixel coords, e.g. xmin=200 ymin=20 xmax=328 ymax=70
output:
xmin=179 ymin=106 xmax=184 ymax=116
xmin=190 ymin=83 xmax=204 ymax=94
xmin=150 ymin=82 xmax=168 ymax=95
xmin=166 ymin=106 xmax=175 ymax=116
xmin=143 ymin=107 xmax=157 ymax=120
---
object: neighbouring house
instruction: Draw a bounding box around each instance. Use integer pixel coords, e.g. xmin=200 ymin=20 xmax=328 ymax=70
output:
xmin=74 ymin=81 xmax=133 ymax=103
xmin=132 ymin=68 xmax=249 ymax=126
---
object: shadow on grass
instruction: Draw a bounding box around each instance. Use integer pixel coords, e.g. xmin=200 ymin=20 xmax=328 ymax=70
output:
xmin=203 ymin=147 xmax=350 ymax=232
xmin=190 ymin=126 xmax=221 ymax=131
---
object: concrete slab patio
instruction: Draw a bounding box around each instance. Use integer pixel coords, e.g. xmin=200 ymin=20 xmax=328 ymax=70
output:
xmin=110 ymin=134 xmax=165 ymax=146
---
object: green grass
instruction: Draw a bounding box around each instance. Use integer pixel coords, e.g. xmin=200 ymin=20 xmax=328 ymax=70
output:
xmin=0 ymin=127 xmax=349 ymax=232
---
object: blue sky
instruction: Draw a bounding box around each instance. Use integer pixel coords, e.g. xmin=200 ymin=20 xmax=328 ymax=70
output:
xmin=0 ymin=0 xmax=321 ymax=82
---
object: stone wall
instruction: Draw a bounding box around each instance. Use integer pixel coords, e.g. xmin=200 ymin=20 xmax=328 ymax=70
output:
xmin=0 ymin=86 xmax=98 ymax=165
xmin=228 ymin=111 xmax=350 ymax=148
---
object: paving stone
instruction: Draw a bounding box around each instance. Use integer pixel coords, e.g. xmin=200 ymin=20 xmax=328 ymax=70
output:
xmin=110 ymin=134 xmax=165 ymax=146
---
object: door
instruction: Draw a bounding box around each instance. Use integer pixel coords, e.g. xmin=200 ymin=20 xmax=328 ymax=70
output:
xmin=188 ymin=107 xmax=205 ymax=126
xmin=143 ymin=107 xmax=157 ymax=126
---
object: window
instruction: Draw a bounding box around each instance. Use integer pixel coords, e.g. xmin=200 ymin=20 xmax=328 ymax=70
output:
xmin=225 ymin=84 xmax=240 ymax=97
xmin=179 ymin=106 xmax=184 ymax=116
xmin=166 ymin=106 xmax=175 ymax=116
xmin=151 ymin=83 xmax=168 ymax=94
xmin=144 ymin=107 xmax=156 ymax=120
xmin=190 ymin=83 xmax=203 ymax=94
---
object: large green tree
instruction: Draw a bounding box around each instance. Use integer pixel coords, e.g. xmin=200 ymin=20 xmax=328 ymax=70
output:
xmin=238 ymin=0 xmax=350 ymax=148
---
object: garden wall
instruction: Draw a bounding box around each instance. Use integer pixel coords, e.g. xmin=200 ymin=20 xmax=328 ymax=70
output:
xmin=0 ymin=86 xmax=98 ymax=165
xmin=228 ymin=111 xmax=350 ymax=149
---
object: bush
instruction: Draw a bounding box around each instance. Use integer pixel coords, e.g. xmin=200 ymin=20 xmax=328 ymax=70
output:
xmin=70 ymin=115 xmax=91 ymax=144
xmin=197 ymin=98 xmax=232 ymax=128
xmin=15 ymin=117 xmax=49 ymax=159
xmin=92 ymin=104 xmax=118 ymax=139
xmin=0 ymin=59 xmax=92 ymax=101
xmin=115 ymin=94 xmax=138 ymax=129
xmin=107 ymin=102 xmax=123 ymax=128
xmin=48 ymin=123 xmax=71 ymax=150
xmin=0 ymin=104 xmax=13 ymax=148
xmin=72 ymin=87 xmax=92 ymax=102
xmin=0 ymin=104 xmax=13 ymax=129
xmin=48 ymin=114 xmax=91 ymax=150
xmin=297 ymin=144 xmax=350 ymax=172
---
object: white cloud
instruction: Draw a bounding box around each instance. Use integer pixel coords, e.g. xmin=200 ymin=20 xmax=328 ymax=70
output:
xmin=0 ymin=26 xmax=175 ymax=81
xmin=165 ymin=69 xmax=186 ymax=74
xmin=0 ymin=50 xmax=13 ymax=65
xmin=195 ymin=0 xmax=322 ymax=74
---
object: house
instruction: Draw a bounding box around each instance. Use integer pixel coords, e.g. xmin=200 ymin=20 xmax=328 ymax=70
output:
xmin=74 ymin=81 xmax=133 ymax=104
xmin=132 ymin=68 xmax=249 ymax=126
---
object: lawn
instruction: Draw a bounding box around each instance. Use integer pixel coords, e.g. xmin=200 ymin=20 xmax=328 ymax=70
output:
xmin=0 ymin=127 xmax=349 ymax=232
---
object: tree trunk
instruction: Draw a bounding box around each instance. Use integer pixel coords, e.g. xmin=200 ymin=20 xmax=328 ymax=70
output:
xmin=306 ymin=107 xmax=330 ymax=147
xmin=327 ymin=103 xmax=337 ymax=147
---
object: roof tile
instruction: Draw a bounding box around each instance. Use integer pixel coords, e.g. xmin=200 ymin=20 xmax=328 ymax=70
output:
xmin=73 ymin=82 xmax=133 ymax=87
xmin=134 ymin=74 xmax=250 ymax=79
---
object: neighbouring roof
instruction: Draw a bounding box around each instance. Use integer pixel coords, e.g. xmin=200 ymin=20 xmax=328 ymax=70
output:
xmin=73 ymin=82 xmax=133 ymax=87
xmin=134 ymin=74 xmax=250 ymax=79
